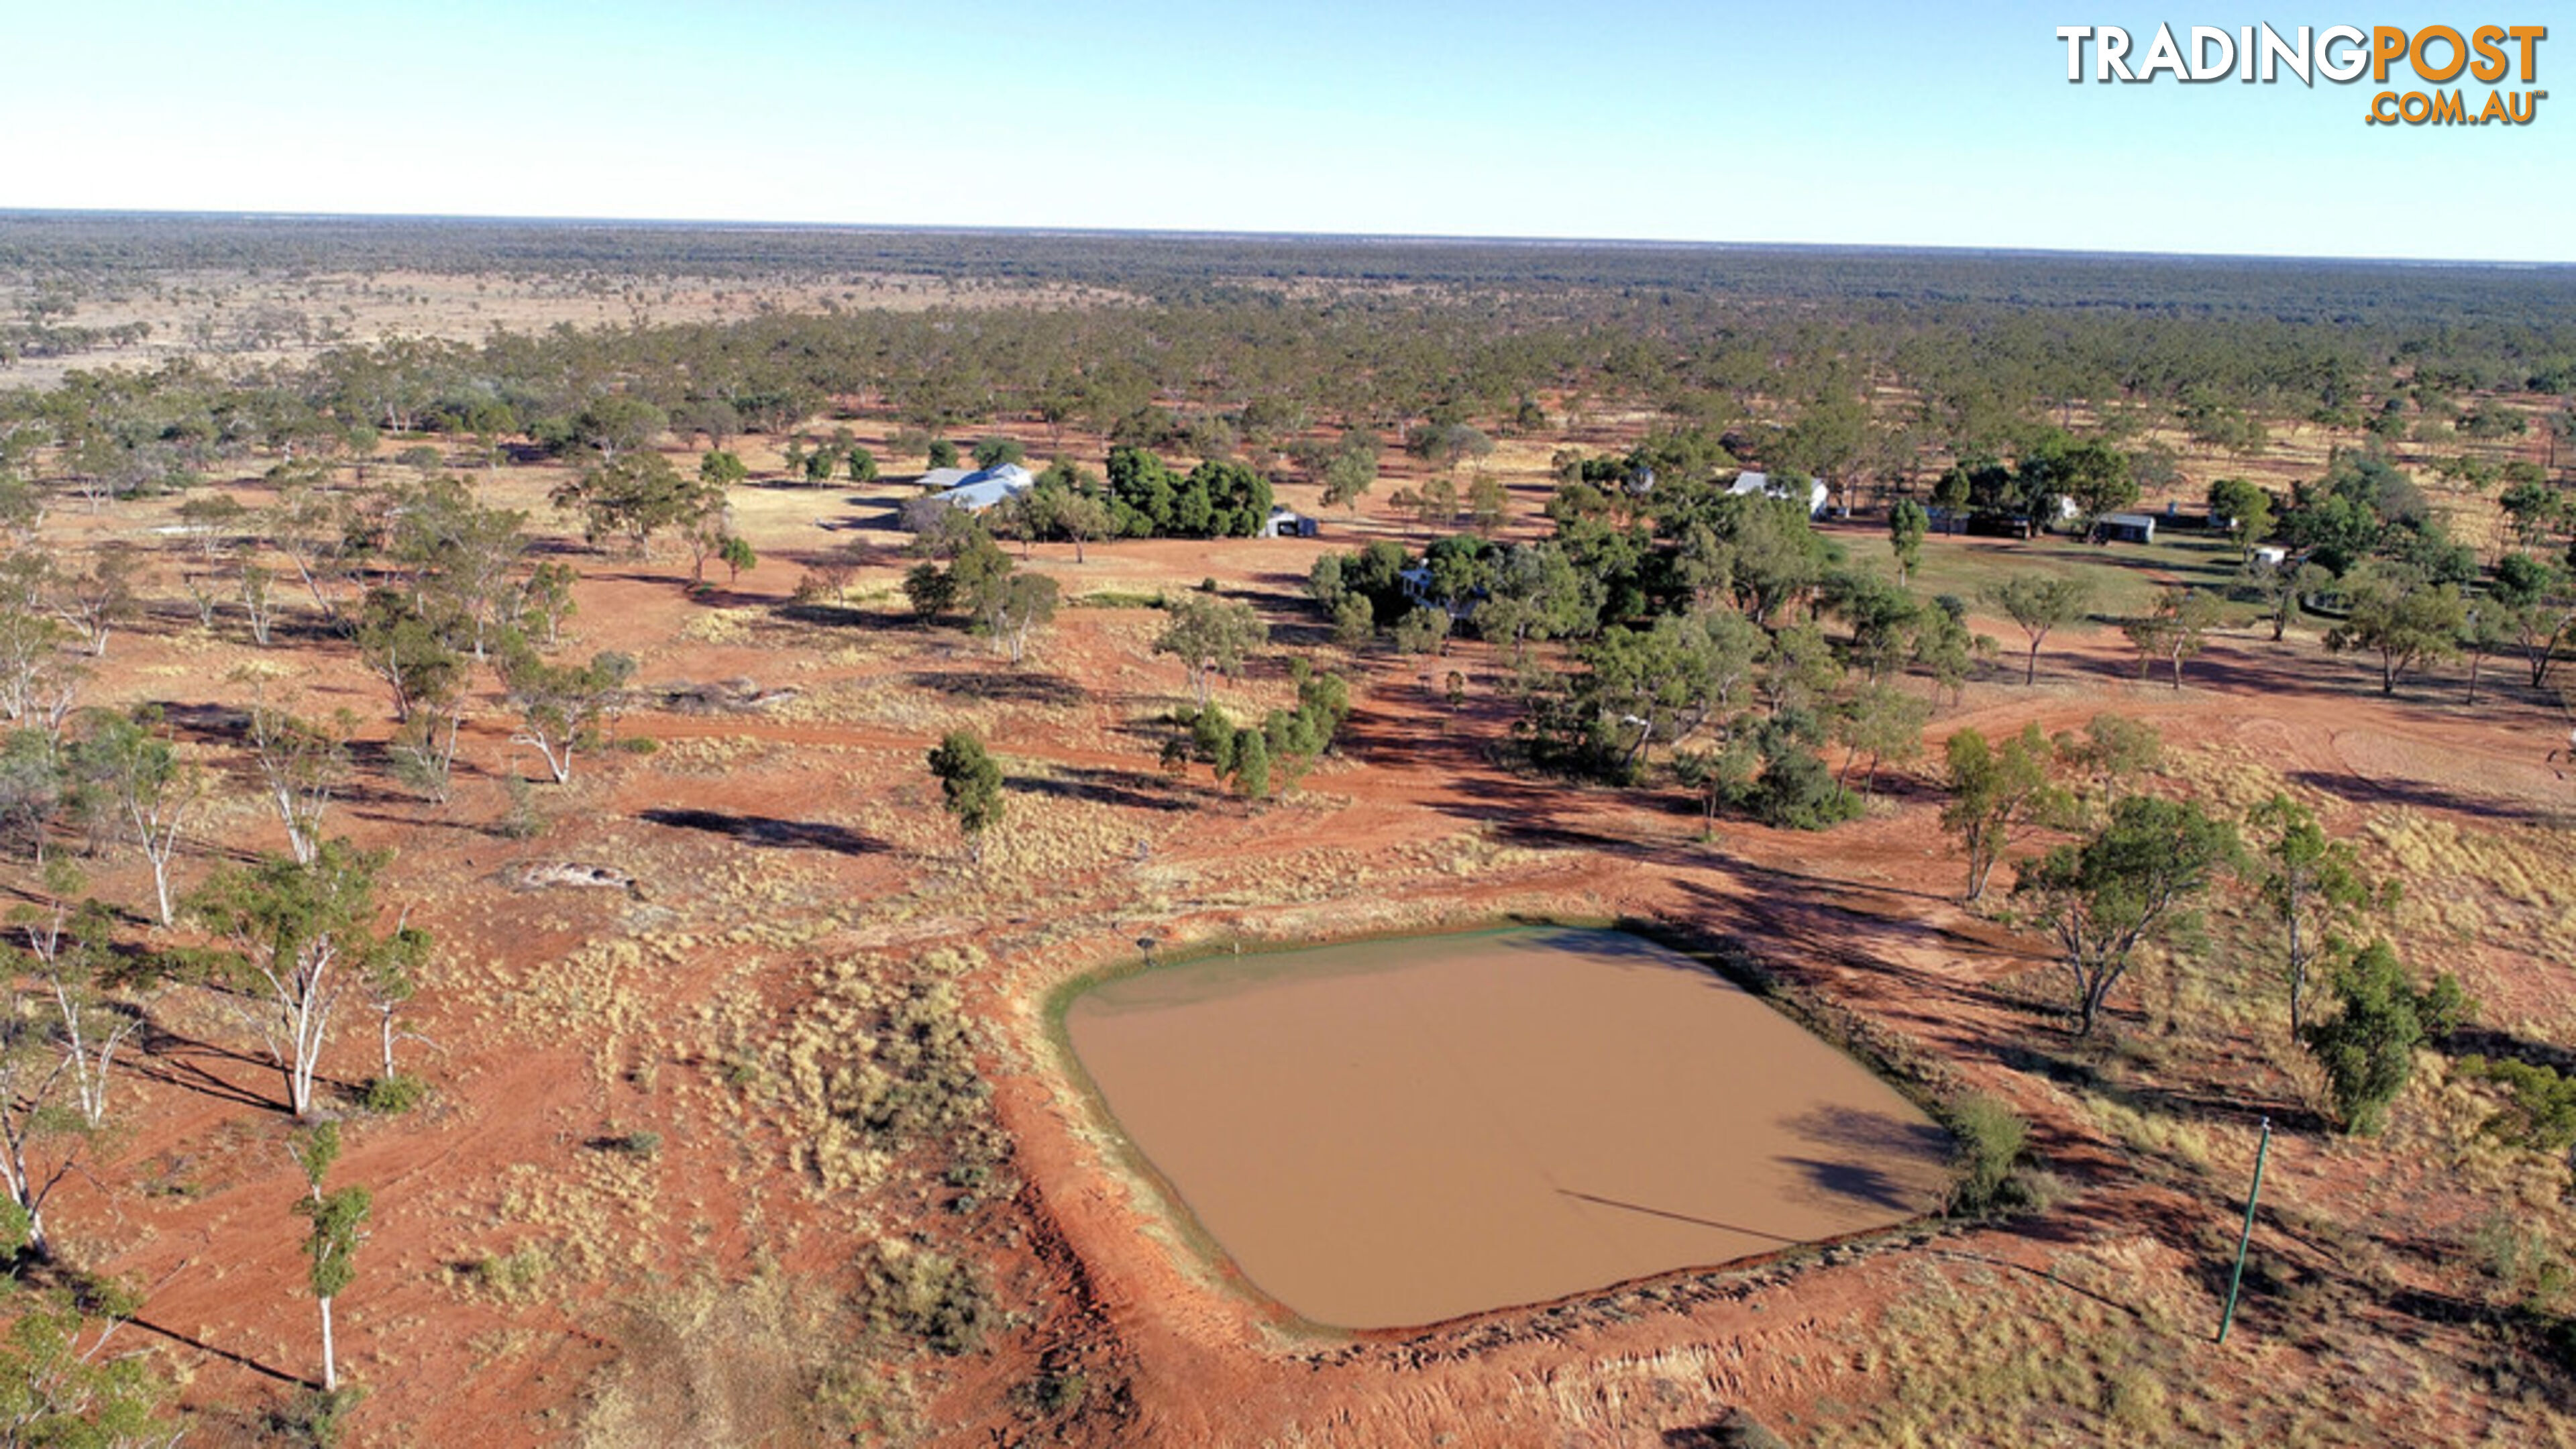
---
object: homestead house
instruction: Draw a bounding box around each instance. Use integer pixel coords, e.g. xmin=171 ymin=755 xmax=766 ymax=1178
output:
xmin=932 ymin=462 xmax=1037 ymax=513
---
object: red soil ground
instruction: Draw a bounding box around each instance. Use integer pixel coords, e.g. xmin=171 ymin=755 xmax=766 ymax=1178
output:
xmin=26 ymin=429 xmax=2575 ymax=1446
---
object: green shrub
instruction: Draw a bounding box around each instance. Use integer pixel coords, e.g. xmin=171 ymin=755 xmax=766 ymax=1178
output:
xmin=1031 ymin=1368 xmax=1087 ymax=1416
xmin=1945 ymin=1093 xmax=2030 ymax=1216
xmin=271 ymin=1387 xmax=364 ymax=1448
xmin=2470 ymin=1211 xmax=2571 ymax=1310
xmin=463 ymin=1246 xmax=552 ymax=1303
xmin=2302 ymin=938 xmax=2471 ymax=1135
xmin=1331 ymin=592 xmax=1376 ymax=648
xmin=1392 ymin=604 xmax=1450 ymax=655
xmin=849 ymin=979 xmax=988 ymax=1145
xmin=857 ymin=1244 xmax=993 ymax=1356
xmin=497 ymin=775 xmax=544 ymax=839
xmin=598 ymin=1129 xmax=661 ymax=1158
xmin=1745 ymin=747 xmax=1863 ymax=830
xmin=359 ymin=1074 xmax=429 ymax=1114
xmin=2460 ymin=1055 xmax=2576 ymax=1163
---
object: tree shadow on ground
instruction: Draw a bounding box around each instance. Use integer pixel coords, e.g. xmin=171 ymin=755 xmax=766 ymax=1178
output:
xmin=2106 ymin=1079 xmax=2330 ymax=1137
xmin=638 ymin=808 xmax=880 ymax=855
xmin=2285 ymin=767 xmax=2564 ymax=826
xmin=2449 ymin=1026 xmax=2576 ymax=1075
xmin=1010 ymin=767 xmax=1193 ymax=814
xmin=131 ymin=1026 xmax=289 ymax=1114
xmin=127 ymin=1317 xmax=313 ymax=1389
xmin=1930 ymin=1248 xmax=2151 ymax=1322
xmin=905 ymin=669 xmax=1089 ymax=706
xmin=770 ymin=600 xmax=873 ymax=627
xmin=1662 ymin=1407 xmax=1794 ymax=1448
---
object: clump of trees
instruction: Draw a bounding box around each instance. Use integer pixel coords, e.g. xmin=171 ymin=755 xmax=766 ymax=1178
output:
xmin=1167 ymin=663 xmax=1352 ymax=802
xmin=548 ymin=450 xmax=729 ymax=571
xmin=902 ymin=513 xmax=1059 ymax=664
xmin=1098 ymin=447 xmax=1272 ymax=539
xmin=1300 ymin=453 xmax=2033 ymax=835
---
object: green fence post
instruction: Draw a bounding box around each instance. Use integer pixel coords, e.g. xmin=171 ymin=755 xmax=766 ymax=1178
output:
xmin=2216 ymin=1116 xmax=2272 ymax=1345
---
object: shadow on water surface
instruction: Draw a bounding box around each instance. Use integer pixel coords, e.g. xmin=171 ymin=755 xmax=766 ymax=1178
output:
xmin=1777 ymin=1157 xmax=1922 ymax=1214
xmin=1780 ymin=1104 xmax=1951 ymax=1161
xmin=1556 ymin=1190 xmax=1805 ymax=1247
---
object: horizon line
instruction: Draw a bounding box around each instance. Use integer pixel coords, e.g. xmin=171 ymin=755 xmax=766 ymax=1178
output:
xmin=3 ymin=206 xmax=2571 ymax=274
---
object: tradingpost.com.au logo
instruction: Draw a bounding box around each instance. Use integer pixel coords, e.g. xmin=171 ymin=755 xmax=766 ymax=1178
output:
xmin=2056 ymin=23 xmax=2546 ymax=125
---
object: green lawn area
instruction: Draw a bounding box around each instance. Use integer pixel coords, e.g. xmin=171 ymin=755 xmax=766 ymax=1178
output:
xmin=1833 ymin=523 xmax=2246 ymax=622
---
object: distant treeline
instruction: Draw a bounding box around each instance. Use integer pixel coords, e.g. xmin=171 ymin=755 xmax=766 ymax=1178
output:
xmin=7 ymin=209 xmax=2576 ymax=322
xmin=3 ymin=215 xmax=2574 ymax=508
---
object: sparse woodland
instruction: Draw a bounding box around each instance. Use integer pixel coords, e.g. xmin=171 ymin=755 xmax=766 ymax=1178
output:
xmin=0 ymin=217 xmax=2573 ymax=1444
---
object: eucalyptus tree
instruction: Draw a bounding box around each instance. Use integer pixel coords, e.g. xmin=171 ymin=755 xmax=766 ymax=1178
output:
xmin=2014 ymin=795 xmax=2239 ymax=1038
xmin=1941 ymin=722 xmax=2061 ymax=903
xmin=69 ymin=707 xmax=199 ymax=927
xmin=189 ymin=839 xmax=428 ymax=1119
xmin=1154 ymin=594 xmax=1269 ymax=706
xmin=2326 ymin=564 xmax=2465 ymax=696
xmin=1888 ymin=498 xmax=1929 ymax=585
xmin=2121 ymin=586 xmax=2224 ymax=690
xmin=1988 ymin=574 xmax=2095 ymax=684
xmin=500 ymin=645 xmax=635 ymax=785
xmin=12 ymin=872 xmax=139 ymax=1132
xmin=288 ymin=1121 xmax=371 ymax=1394
xmin=0 ymin=882 xmax=131 ymax=1254
xmin=52 ymin=547 xmax=138 ymax=657
xmin=386 ymin=474 xmax=529 ymax=658
xmin=2246 ymin=794 xmax=2385 ymax=1037
xmin=248 ymin=704 xmax=354 ymax=865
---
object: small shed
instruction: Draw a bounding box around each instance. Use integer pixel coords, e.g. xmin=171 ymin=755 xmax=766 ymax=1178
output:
xmin=1260 ymin=506 xmax=1320 ymax=539
xmin=2251 ymin=545 xmax=2290 ymax=570
xmin=1727 ymin=470 xmax=1830 ymax=519
xmin=2098 ymin=513 xmax=2157 ymax=545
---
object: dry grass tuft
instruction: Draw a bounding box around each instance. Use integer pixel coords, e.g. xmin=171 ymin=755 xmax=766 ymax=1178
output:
xmin=579 ymin=1271 xmax=911 ymax=1448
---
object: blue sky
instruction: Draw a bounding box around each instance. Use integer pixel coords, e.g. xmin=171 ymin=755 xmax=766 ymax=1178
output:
xmin=3 ymin=2 xmax=2566 ymax=260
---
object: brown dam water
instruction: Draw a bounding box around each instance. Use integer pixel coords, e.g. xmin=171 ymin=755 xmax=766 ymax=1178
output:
xmin=1063 ymin=927 xmax=1953 ymax=1330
